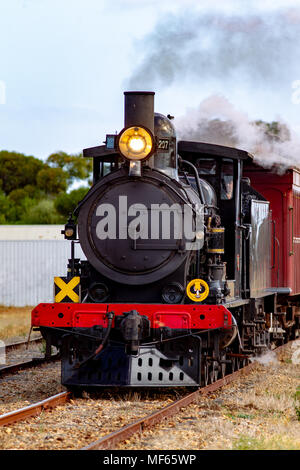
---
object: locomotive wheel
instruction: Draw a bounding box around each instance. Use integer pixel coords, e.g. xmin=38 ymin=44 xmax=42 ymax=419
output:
xmin=203 ymin=359 xmax=218 ymax=385
xmin=203 ymin=362 xmax=209 ymax=386
xmin=220 ymin=353 xmax=227 ymax=378
xmin=238 ymin=357 xmax=249 ymax=369
xmin=228 ymin=357 xmax=236 ymax=373
xmin=239 ymin=358 xmax=246 ymax=369
xmin=66 ymin=386 xmax=83 ymax=397
xmin=209 ymin=361 xmax=219 ymax=383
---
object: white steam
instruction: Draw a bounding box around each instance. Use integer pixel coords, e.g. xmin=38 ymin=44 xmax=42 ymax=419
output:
xmin=175 ymin=95 xmax=300 ymax=171
xmin=251 ymin=350 xmax=279 ymax=365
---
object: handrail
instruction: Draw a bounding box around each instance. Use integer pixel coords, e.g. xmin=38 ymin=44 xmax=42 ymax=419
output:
xmin=289 ymin=206 xmax=294 ymax=256
xmin=271 ymin=219 xmax=276 ymax=269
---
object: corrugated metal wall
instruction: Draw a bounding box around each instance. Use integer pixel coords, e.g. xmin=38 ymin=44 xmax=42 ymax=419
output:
xmin=0 ymin=226 xmax=85 ymax=306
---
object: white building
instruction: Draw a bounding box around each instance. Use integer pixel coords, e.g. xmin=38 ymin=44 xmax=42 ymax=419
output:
xmin=0 ymin=225 xmax=85 ymax=306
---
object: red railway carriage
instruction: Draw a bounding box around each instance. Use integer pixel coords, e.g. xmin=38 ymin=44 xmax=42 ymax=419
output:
xmin=244 ymin=164 xmax=300 ymax=296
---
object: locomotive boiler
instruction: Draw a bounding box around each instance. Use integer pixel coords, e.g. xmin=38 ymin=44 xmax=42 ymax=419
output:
xmin=31 ymin=91 xmax=300 ymax=389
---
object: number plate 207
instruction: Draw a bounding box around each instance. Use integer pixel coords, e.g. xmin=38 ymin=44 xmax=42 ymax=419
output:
xmin=157 ymin=139 xmax=169 ymax=150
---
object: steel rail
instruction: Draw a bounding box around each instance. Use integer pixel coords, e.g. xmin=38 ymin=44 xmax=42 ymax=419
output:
xmin=0 ymin=392 xmax=71 ymax=427
xmin=82 ymin=361 xmax=257 ymax=450
xmin=5 ymin=336 xmax=43 ymax=352
xmin=0 ymin=353 xmax=60 ymax=378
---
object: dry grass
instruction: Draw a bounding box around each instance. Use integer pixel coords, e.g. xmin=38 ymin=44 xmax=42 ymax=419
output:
xmin=0 ymin=306 xmax=34 ymax=340
xmin=232 ymin=434 xmax=300 ymax=450
xmin=118 ymin=343 xmax=300 ymax=450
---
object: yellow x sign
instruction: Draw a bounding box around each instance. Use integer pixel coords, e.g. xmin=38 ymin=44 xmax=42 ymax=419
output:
xmin=54 ymin=277 xmax=80 ymax=303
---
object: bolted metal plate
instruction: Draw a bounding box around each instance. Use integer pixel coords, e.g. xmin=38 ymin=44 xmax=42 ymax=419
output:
xmin=62 ymin=338 xmax=201 ymax=387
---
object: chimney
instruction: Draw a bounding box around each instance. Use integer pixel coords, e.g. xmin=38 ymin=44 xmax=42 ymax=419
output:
xmin=124 ymin=91 xmax=155 ymax=133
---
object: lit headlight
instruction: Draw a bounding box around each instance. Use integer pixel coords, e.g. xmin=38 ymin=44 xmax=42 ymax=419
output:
xmin=65 ymin=228 xmax=74 ymax=238
xmin=117 ymin=126 xmax=155 ymax=161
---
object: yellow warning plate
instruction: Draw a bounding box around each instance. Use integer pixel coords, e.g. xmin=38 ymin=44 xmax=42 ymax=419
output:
xmin=186 ymin=279 xmax=209 ymax=302
xmin=54 ymin=277 xmax=80 ymax=303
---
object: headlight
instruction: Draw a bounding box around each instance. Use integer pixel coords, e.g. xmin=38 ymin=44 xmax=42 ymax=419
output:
xmin=117 ymin=126 xmax=155 ymax=161
xmin=65 ymin=228 xmax=74 ymax=238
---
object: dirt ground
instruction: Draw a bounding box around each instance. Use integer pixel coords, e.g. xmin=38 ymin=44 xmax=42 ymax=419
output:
xmin=1 ymin=342 xmax=299 ymax=450
xmin=118 ymin=340 xmax=300 ymax=450
xmin=0 ymin=308 xmax=299 ymax=450
xmin=0 ymin=306 xmax=34 ymax=341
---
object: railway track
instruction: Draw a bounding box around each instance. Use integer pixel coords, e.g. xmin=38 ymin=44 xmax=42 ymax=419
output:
xmin=0 ymin=340 xmax=294 ymax=450
xmin=5 ymin=335 xmax=43 ymax=352
xmin=83 ymin=342 xmax=294 ymax=450
xmin=82 ymin=361 xmax=256 ymax=450
xmin=0 ymin=353 xmax=60 ymax=378
xmin=0 ymin=359 xmax=257 ymax=449
xmin=0 ymin=392 xmax=71 ymax=427
xmin=0 ymin=335 xmax=58 ymax=378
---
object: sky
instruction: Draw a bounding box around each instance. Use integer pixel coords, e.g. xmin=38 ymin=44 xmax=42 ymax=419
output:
xmin=1 ymin=0 xmax=300 ymax=159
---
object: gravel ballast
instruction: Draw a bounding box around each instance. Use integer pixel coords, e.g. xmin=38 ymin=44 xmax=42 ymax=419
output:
xmin=118 ymin=339 xmax=300 ymax=450
xmin=0 ymin=340 xmax=299 ymax=450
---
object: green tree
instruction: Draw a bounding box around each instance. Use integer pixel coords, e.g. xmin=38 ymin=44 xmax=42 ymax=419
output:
xmin=7 ymin=189 xmax=39 ymax=222
xmin=36 ymin=167 xmax=68 ymax=195
xmin=0 ymin=151 xmax=45 ymax=195
xmin=8 ymin=187 xmax=41 ymax=204
xmin=0 ymin=190 xmax=11 ymax=223
xmin=0 ymin=149 xmax=92 ymax=224
xmin=46 ymin=151 xmax=92 ymax=185
xmin=254 ymin=120 xmax=291 ymax=142
xmin=54 ymin=186 xmax=89 ymax=218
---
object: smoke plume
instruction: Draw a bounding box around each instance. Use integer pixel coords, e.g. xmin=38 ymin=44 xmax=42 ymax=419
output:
xmin=127 ymin=9 xmax=300 ymax=90
xmin=126 ymin=8 xmax=300 ymax=170
xmin=175 ymin=95 xmax=300 ymax=171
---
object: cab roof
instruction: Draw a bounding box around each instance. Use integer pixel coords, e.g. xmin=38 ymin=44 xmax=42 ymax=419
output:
xmin=178 ymin=140 xmax=253 ymax=162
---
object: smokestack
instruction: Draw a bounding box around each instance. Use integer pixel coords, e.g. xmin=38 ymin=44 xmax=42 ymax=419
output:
xmin=124 ymin=91 xmax=155 ymax=133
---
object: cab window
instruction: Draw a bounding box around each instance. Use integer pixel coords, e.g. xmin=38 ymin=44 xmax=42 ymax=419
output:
xmin=221 ymin=159 xmax=234 ymax=200
xmin=101 ymin=162 xmax=113 ymax=176
xmin=99 ymin=159 xmax=122 ymax=178
xmin=195 ymin=158 xmax=216 ymax=175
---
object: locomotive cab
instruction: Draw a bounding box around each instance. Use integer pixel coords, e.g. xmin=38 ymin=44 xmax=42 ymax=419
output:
xmin=178 ymin=140 xmax=253 ymax=299
xmin=178 ymin=140 xmax=274 ymax=353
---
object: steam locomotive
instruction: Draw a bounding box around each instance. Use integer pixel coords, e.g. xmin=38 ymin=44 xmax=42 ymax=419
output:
xmin=31 ymin=91 xmax=300 ymax=388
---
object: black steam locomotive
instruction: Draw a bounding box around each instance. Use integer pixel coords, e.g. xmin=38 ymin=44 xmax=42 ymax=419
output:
xmin=31 ymin=91 xmax=299 ymax=388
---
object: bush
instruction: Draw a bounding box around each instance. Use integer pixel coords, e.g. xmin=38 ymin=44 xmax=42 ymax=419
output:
xmin=20 ymin=199 xmax=64 ymax=224
xmin=54 ymin=187 xmax=89 ymax=218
